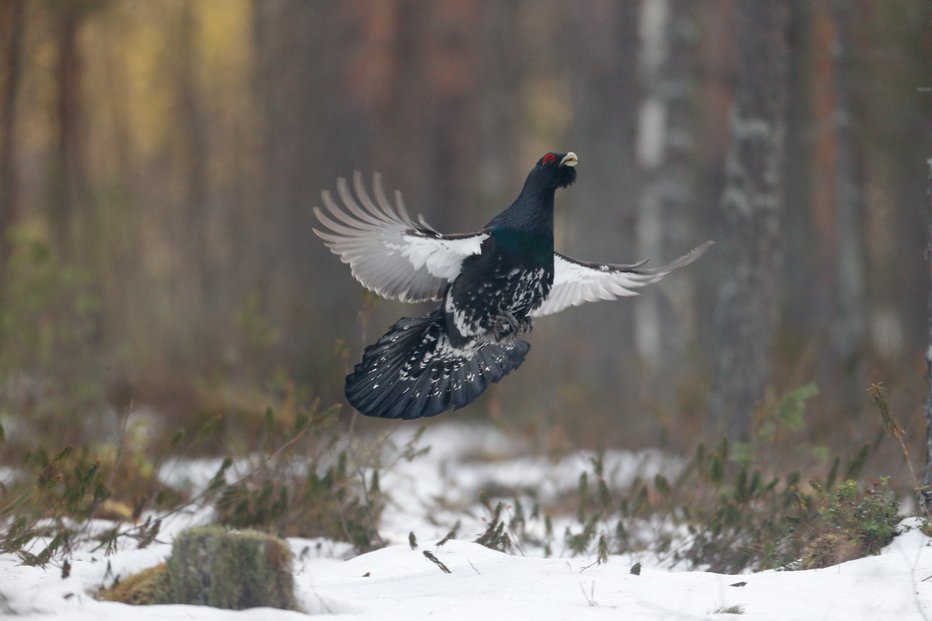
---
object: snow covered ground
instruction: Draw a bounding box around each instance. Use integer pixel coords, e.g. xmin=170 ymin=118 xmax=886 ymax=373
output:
xmin=2 ymin=423 xmax=931 ymax=620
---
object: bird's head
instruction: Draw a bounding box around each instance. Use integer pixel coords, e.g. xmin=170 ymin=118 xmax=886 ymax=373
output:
xmin=532 ymin=152 xmax=578 ymax=189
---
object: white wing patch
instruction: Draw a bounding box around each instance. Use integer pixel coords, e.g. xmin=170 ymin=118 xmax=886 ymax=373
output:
xmin=313 ymin=172 xmax=488 ymax=303
xmin=530 ymin=242 xmax=713 ymax=317
xmin=395 ymin=233 xmax=486 ymax=281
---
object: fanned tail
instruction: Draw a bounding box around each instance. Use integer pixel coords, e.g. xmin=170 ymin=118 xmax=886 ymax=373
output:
xmin=345 ymin=309 xmax=530 ymax=420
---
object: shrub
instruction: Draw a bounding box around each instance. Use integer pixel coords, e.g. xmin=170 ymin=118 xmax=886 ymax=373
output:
xmin=536 ymin=382 xmax=903 ymax=573
xmin=1 ymin=439 xmax=180 ymax=566
xmin=798 ymin=478 xmax=900 ymax=569
xmin=98 ymin=564 xmax=171 ymax=605
xmin=479 ymin=383 xmax=902 ymax=574
xmin=209 ymin=405 xmax=426 ymax=553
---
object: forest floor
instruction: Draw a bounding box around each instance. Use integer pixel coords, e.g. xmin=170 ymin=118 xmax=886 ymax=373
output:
xmin=2 ymin=423 xmax=930 ymax=620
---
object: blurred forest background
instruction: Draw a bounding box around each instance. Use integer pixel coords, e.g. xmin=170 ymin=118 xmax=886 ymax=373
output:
xmin=0 ymin=0 xmax=930 ymax=476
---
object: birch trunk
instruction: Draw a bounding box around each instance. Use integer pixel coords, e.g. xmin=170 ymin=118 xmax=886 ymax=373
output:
xmin=635 ymin=0 xmax=699 ymax=397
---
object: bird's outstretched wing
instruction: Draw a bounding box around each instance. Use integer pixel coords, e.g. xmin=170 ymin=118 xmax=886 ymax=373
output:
xmin=530 ymin=241 xmax=714 ymax=317
xmin=313 ymin=172 xmax=489 ymax=303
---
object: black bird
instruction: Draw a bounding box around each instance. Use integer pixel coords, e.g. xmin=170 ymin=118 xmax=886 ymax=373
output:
xmin=314 ymin=152 xmax=711 ymax=420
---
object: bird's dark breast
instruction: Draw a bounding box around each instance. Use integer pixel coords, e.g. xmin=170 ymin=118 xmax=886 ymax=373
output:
xmin=444 ymin=228 xmax=553 ymax=345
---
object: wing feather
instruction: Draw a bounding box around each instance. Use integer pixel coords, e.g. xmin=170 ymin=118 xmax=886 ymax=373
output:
xmin=530 ymin=241 xmax=713 ymax=317
xmin=313 ymin=172 xmax=489 ymax=303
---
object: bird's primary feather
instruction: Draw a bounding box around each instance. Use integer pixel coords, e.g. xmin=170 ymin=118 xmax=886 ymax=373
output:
xmin=312 ymin=172 xmax=488 ymax=303
xmin=314 ymin=151 xmax=711 ymax=419
xmin=530 ymin=241 xmax=715 ymax=317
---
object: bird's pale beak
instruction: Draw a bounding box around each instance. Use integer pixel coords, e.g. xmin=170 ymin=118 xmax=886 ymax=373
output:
xmin=560 ymin=152 xmax=578 ymax=167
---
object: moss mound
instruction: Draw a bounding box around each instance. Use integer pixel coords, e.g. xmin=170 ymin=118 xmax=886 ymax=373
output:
xmin=99 ymin=526 xmax=297 ymax=610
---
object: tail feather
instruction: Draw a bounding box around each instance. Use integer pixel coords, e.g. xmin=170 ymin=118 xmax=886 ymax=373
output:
xmin=345 ymin=309 xmax=530 ymax=419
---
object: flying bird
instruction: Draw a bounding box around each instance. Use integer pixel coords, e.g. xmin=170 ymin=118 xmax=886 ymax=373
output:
xmin=314 ymin=152 xmax=711 ymax=420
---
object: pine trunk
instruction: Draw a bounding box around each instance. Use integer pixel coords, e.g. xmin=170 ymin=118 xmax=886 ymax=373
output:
xmin=709 ymin=0 xmax=789 ymax=441
xmin=252 ymin=0 xmax=364 ymax=368
xmin=564 ymin=0 xmax=641 ymax=426
xmin=52 ymin=2 xmax=84 ymax=260
xmin=828 ymin=0 xmax=866 ymax=412
xmin=0 ymin=0 xmax=23 ymax=269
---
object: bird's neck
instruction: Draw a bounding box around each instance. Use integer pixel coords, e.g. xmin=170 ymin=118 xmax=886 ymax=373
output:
xmin=489 ymin=186 xmax=555 ymax=233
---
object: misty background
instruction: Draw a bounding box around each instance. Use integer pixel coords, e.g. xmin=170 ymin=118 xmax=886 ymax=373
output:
xmin=0 ymin=0 xmax=930 ymax=471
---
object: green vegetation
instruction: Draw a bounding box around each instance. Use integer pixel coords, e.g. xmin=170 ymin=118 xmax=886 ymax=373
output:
xmin=0 ymin=273 xmax=409 ymax=566
xmin=798 ymin=478 xmax=900 ymax=569
xmin=467 ymin=382 xmax=910 ymax=573
xmin=0 ymin=304 xmax=917 ymax=582
xmin=0 ymin=344 xmax=919 ymax=583
xmin=0 ymin=382 xmax=404 ymax=566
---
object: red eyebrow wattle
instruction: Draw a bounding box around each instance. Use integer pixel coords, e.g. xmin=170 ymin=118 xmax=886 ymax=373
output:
xmin=542 ymin=153 xmax=556 ymax=165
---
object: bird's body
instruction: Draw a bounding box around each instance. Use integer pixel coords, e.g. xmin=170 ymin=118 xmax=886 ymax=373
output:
xmin=314 ymin=152 xmax=711 ymax=420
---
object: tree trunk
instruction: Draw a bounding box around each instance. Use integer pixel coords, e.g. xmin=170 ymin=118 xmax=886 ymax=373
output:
xmin=781 ymin=0 xmax=814 ymax=344
xmin=635 ymin=0 xmax=700 ymax=401
xmin=709 ymin=0 xmax=789 ymax=442
xmin=252 ymin=0 xmax=371 ymax=377
xmin=169 ymin=1 xmax=212 ymax=357
xmin=0 ymin=0 xmax=24 ymax=269
xmin=924 ymin=156 xmax=932 ymax=510
xmin=376 ymin=0 xmax=481 ymax=233
xmin=562 ymin=0 xmax=641 ymax=430
xmin=51 ymin=1 xmax=86 ymax=260
xmin=177 ymin=1 xmax=210 ymax=300
xmin=827 ymin=0 xmax=866 ymax=414
xmin=475 ymin=0 xmax=522 ymax=210
xmin=810 ymin=0 xmax=867 ymax=420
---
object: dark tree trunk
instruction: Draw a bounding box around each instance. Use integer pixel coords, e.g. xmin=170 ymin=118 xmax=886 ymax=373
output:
xmin=51 ymin=0 xmax=86 ymax=260
xmin=0 ymin=0 xmax=24 ymax=270
xmin=177 ymin=1 xmax=210 ymax=300
xmin=376 ymin=0 xmax=481 ymax=233
xmin=781 ymin=0 xmax=814 ymax=343
xmin=160 ymin=1 xmax=213 ymax=359
xmin=924 ymin=156 xmax=932 ymax=510
xmin=475 ymin=0 xmax=522 ymax=211
xmin=826 ymin=0 xmax=867 ymax=413
xmin=562 ymin=0 xmax=641 ymax=428
xmin=252 ymin=0 xmax=370 ymax=378
xmin=709 ymin=0 xmax=789 ymax=441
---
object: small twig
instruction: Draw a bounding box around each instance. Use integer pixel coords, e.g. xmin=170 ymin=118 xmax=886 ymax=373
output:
xmin=436 ymin=523 xmax=459 ymax=547
xmin=107 ymin=401 xmax=134 ymax=493
xmin=422 ymin=550 xmax=451 ymax=574
xmin=578 ymin=581 xmax=598 ymax=607
xmin=868 ymin=382 xmax=926 ymax=516
xmin=344 ymin=411 xmax=385 ymax=548
xmin=579 ymin=559 xmax=600 ymax=572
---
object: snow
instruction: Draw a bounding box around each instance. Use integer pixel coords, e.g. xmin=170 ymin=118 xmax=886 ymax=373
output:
xmin=2 ymin=423 xmax=931 ymax=620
